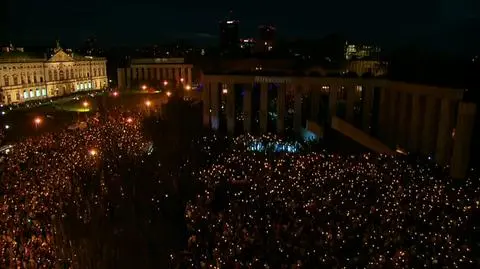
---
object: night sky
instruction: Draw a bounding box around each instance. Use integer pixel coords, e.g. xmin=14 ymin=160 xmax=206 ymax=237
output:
xmin=3 ymin=0 xmax=480 ymax=52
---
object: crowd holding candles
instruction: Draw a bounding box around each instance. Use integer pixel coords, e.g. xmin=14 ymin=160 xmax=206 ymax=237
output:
xmin=0 ymin=100 xmax=478 ymax=268
xmin=0 ymin=106 xmax=151 ymax=268
xmin=178 ymin=134 xmax=479 ymax=269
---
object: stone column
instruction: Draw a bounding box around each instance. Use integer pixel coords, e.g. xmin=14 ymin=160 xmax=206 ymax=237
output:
xmin=378 ymin=88 xmax=389 ymax=140
xmin=397 ymin=92 xmax=408 ymax=147
xmin=310 ymin=87 xmax=320 ymax=122
xmin=180 ymin=68 xmax=185 ymax=81
xmin=226 ymin=83 xmax=235 ymax=134
xmin=132 ymin=68 xmax=137 ymax=80
xmin=139 ymin=67 xmax=144 ymax=81
xmin=202 ymin=82 xmax=211 ymax=127
xmin=187 ymin=68 xmax=192 ymax=85
xmin=156 ymin=68 xmax=161 ymax=82
xmin=450 ymin=103 xmax=476 ymax=179
xmin=346 ymin=86 xmax=355 ymax=123
xmin=174 ymin=67 xmax=179 ymax=82
xmin=294 ymin=85 xmax=303 ymax=133
xmin=362 ymin=86 xmax=373 ymax=133
xmin=409 ymin=94 xmax=421 ymax=152
xmin=117 ymin=68 xmax=126 ymax=90
xmin=210 ymin=82 xmax=220 ymax=130
xmin=435 ymin=98 xmax=455 ymax=165
xmin=243 ymin=84 xmax=252 ymax=133
xmin=277 ymin=83 xmax=286 ymax=134
xmin=162 ymin=68 xmax=167 ymax=81
xmin=387 ymin=90 xmax=398 ymax=146
xmin=328 ymin=84 xmax=338 ymax=121
xmin=126 ymin=68 xmax=131 ymax=89
xmin=421 ymin=96 xmax=438 ymax=155
xmin=259 ymin=83 xmax=268 ymax=133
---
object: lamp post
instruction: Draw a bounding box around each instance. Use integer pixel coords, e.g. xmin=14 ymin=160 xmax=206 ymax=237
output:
xmin=34 ymin=117 xmax=42 ymax=131
xmin=145 ymin=100 xmax=152 ymax=116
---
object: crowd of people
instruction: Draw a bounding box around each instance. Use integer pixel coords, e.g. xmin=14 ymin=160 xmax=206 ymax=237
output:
xmin=0 ymin=100 xmax=479 ymax=268
xmin=0 ymin=107 xmax=151 ymax=268
xmin=178 ymin=134 xmax=478 ymax=268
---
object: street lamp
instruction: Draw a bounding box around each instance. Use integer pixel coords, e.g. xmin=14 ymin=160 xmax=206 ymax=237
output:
xmin=222 ymin=88 xmax=228 ymax=94
xmin=163 ymin=80 xmax=168 ymax=86
xmin=184 ymin=85 xmax=191 ymax=91
xmin=34 ymin=117 xmax=42 ymax=130
xmin=180 ymin=78 xmax=184 ymax=83
xmin=89 ymin=149 xmax=98 ymax=156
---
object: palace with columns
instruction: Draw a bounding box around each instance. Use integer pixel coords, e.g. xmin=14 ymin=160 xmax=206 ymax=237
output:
xmin=201 ymin=74 xmax=476 ymax=179
xmin=117 ymin=58 xmax=193 ymax=90
xmin=0 ymin=46 xmax=107 ymax=105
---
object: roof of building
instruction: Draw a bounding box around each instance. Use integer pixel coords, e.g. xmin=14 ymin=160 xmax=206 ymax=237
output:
xmin=0 ymin=51 xmax=46 ymax=62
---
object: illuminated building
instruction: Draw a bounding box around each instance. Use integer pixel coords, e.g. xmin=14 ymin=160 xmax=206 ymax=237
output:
xmin=240 ymin=38 xmax=256 ymax=53
xmin=219 ymin=19 xmax=240 ymax=54
xmin=347 ymin=60 xmax=387 ymax=76
xmin=117 ymin=57 xmax=193 ymax=90
xmin=0 ymin=42 xmax=107 ymax=105
xmin=257 ymin=25 xmax=276 ymax=52
xmin=345 ymin=42 xmax=381 ymax=60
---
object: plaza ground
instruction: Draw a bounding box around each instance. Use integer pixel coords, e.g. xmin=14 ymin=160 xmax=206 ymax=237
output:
xmin=0 ymin=91 xmax=168 ymax=143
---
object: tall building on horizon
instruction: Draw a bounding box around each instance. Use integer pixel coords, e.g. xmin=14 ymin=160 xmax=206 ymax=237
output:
xmin=219 ymin=14 xmax=240 ymax=55
xmin=257 ymin=25 xmax=276 ymax=53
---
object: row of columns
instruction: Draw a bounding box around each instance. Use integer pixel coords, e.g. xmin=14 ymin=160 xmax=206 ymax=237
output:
xmin=378 ymin=88 xmax=476 ymax=178
xmin=203 ymin=80 xmax=476 ymax=178
xmin=118 ymin=66 xmax=192 ymax=89
xmin=203 ymin=82 xmax=365 ymax=135
xmin=203 ymin=82 xmax=307 ymax=135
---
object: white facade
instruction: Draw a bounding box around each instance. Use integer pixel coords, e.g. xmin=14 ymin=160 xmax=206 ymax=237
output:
xmin=0 ymin=48 xmax=107 ymax=105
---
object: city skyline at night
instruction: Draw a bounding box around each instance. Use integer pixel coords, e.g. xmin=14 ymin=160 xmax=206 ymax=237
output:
xmin=2 ymin=0 xmax=480 ymax=54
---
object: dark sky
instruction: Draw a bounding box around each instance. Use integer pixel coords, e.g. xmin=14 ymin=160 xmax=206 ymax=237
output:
xmin=3 ymin=0 xmax=480 ymax=52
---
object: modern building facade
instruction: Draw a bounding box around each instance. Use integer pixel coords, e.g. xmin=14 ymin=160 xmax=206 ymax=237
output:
xmin=0 ymin=45 xmax=107 ymax=105
xmin=201 ymin=74 xmax=475 ymax=179
xmin=117 ymin=58 xmax=193 ymax=90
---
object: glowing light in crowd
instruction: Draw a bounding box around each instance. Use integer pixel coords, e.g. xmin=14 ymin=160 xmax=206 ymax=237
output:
xmin=180 ymin=78 xmax=184 ymax=82
xmin=126 ymin=117 xmax=133 ymax=123
xmin=166 ymin=91 xmax=172 ymax=97
xmin=34 ymin=117 xmax=42 ymax=126
xmin=142 ymin=85 xmax=147 ymax=90
xmin=145 ymin=100 xmax=152 ymax=107
xmin=82 ymin=101 xmax=89 ymax=108
xmin=88 ymin=149 xmax=97 ymax=156
xmin=113 ymin=91 xmax=119 ymax=97
xmin=185 ymin=85 xmax=191 ymax=91
xmin=163 ymin=81 xmax=168 ymax=86
xmin=222 ymin=88 xmax=228 ymax=94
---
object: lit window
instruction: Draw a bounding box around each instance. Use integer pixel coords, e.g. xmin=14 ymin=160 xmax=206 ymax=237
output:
xmin=29 ymin=90 xmax=34 ymax=98
xmin=36 ymin=89 xmax=41 ymax=97
xmin=23 ymin=91 xmax=28 ymax=99
xmin=42 ymin=89 xmax=47 ymax=96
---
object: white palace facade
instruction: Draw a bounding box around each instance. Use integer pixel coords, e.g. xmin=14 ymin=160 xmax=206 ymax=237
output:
xmin=0 ymin=46 xmax=107 ymax=105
